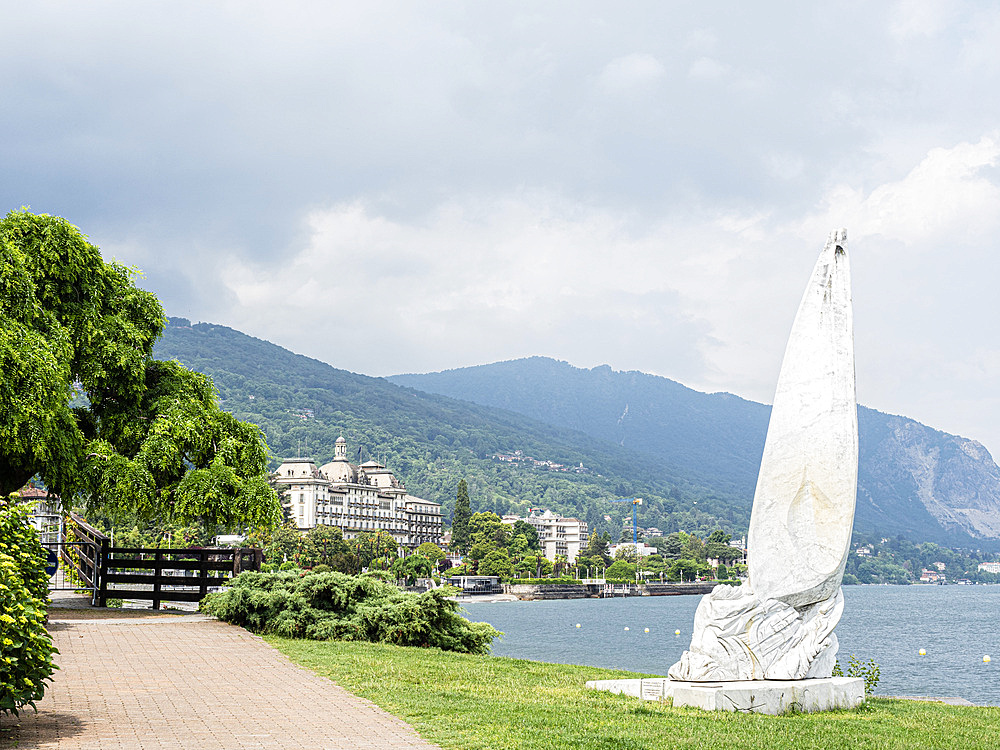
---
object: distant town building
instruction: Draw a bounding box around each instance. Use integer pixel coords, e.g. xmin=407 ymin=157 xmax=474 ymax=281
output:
xmin=919 ymin=568 xmax=946 ymax=583
xmin=272 ymin=436 xmax=442 ymax=550
xmin=978 ymin=561 xmax=1000 ymax=574
xmin=502 ymin=509 xmax=588 ymax=563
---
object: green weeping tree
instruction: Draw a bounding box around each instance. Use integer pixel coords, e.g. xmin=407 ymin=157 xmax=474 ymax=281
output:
xmin=0 ymin=209 xmax=280 ymax=530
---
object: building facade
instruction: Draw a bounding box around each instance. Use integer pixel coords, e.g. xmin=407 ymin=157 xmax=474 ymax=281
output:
xmin=502 ymin=508 xmax=588 ymax=563
xmin=272 ymin=436 xmax=443 ymax=550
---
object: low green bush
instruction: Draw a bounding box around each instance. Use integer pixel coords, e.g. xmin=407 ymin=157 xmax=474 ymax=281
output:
xmin=1 ymin=499 xmax=58 ymax=716
xmin=833 ymin=654 xmax=881 ymax=695
xmin=201 ymin=570 xmax=500 ymax=654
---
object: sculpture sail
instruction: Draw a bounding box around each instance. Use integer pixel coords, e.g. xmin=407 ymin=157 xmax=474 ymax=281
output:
xmin=669 ymin=229 xmax=857 ymax=682
xmin=748 ymin=228 xmax=857 ymax=608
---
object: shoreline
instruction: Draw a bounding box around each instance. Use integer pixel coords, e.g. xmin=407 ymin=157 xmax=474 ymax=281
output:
xmin=452 ymin=581 xmax=719 ymax=602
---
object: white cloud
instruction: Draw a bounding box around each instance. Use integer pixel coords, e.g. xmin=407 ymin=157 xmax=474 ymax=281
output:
xmin=596 ymin=53 xmax=666 ymax=93
xmin=806 ymin=135 xmax=1000 ymax=245
xmin=890 ymin=0 xmax=954 ymax=39
xmin=688 ymin=56 xmax=730 ymax=80
xmin=221 ymin=193 xmax=712 ymax=384
xmin=212 ymin=134 xmax=1000 ymax=462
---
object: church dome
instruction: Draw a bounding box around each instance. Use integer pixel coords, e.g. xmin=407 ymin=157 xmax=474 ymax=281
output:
xmin=320 ymin=460 xmax=355 ymax=484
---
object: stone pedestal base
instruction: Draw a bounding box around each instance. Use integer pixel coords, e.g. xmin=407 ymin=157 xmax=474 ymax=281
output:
xmin=585 ymin=676 xmax=864 ymax=715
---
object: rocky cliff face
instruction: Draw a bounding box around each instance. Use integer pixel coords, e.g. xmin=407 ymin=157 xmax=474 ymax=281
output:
xmin=859 ymin=409 xmax=1000 ymax=542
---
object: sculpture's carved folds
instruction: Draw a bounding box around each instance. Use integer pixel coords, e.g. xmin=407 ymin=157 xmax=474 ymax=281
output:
xmin=671 ymin=230 xmax=857 ymax=682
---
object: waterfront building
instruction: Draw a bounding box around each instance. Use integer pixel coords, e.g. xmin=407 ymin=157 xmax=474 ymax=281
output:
xmin=919 ymin=568 xmax=946 ymax=583
xmin=272 ymin=436 xmax=443 ymax=550
xmin=501 ymin=509 xmax=588 ymax=563
xmin=978 ymin=561 xmax=1000 ymax=574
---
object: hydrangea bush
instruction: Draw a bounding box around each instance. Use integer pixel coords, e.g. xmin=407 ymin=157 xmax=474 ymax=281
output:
xmin=1 ymin=499 xmax=57 ymax=716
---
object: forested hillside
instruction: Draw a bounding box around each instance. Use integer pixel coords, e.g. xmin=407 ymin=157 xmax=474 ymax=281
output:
xmin=392 ymin=357 xmax=1000 ymax=549
xmin=154 ymin=319 xmax=749 ymax=539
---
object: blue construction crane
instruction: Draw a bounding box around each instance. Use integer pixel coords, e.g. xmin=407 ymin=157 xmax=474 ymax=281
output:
xmin=610 ymin=497 xmax=643 ymax=544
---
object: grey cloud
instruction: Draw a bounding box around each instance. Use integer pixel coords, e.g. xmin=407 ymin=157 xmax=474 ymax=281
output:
xmin=3 ymin=1 xmax=1000 ymax=453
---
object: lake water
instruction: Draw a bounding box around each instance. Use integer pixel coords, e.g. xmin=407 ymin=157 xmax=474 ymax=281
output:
xmin=462 ymin=585 xmax=1000 ymax=706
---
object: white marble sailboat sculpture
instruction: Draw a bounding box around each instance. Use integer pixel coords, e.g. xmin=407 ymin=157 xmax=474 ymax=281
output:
xmin=669 ymin=229 xmax=858 ymax=682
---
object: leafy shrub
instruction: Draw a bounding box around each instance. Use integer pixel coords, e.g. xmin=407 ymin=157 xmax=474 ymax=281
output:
xmin=0 ymin=499 xmax=58 ymax=716
xmin=310 ymin=564 xmax=331 ymax=574
xmin=833 ymin=654 xmax=881 ymax=695
xmin=201 ymin=570 xmax=500 ymax=654
xmin=278 ymin=561 xmax=298 ymax=571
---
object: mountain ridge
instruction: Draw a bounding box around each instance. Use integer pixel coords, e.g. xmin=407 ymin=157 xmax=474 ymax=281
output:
xmin=154 ymin=318 xmax=752 ymax=541
xmin=389 ymin=356 xmax=1000 ymax=548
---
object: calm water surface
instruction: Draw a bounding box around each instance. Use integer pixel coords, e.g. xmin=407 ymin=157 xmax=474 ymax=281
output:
xmin=462 ymin=585 xmax=1000 ymax=705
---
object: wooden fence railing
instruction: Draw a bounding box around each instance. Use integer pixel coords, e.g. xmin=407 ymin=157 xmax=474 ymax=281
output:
xmin=62 ymin=513 xmax=262 ymax=609
xmin=98 ymin=547 xmax=263 ymax=609
xmin=62 ymin=513 xmax=109 ymax=594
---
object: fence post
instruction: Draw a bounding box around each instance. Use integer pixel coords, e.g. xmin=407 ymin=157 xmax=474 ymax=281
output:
xmin=199 ymin=550 xmax=209 ymax=602
xmin=152 ymin=550 xmax=163 ymax=610
xmin=97 ymin=538 xmax=109 ymax=607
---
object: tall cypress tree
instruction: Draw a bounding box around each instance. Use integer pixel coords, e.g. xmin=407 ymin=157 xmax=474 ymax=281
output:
xmin=451 ymin=479 xmax=472 ymax=554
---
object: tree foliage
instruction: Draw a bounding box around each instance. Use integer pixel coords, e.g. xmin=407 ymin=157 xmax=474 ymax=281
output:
xmin=416 ymin=542 xmax=446 ymax=562
xmin=351 ymin=530 xmax=398 ymax=568
xmin=450 ymin=479 xmax=472 ymax=554
xmin=392 ymin=554 xmax=433 ymax=585
xmin=511 ymin=520 xmax=540 ymax=551
xmin=0 ymin=210 xmax=280 ymax=529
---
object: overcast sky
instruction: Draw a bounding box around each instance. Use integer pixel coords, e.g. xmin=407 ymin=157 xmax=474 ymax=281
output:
xmin=4 ymin=1 xmax=1000 ymax=455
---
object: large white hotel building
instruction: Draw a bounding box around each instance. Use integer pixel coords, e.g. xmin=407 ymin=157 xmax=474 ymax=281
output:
xmin=502 ymin=508 xmax=589 ymax=563
xmin=272 ymin=436 xmax=443 ymax=550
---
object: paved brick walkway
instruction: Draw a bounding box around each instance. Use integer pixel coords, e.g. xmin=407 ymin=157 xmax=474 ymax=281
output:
xmin=2 ymin=612 xmax=439 ymax=750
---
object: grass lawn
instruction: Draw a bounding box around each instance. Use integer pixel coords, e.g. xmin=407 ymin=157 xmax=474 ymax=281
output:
xmin=268 ymin=637 xmax=1000 ymax=750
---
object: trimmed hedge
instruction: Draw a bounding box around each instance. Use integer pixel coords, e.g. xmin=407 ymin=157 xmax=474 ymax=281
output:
xmin=201 ymin=570 xmax=500 ymax=654
xmin=1 ymin=499 xmax=57 ymax=716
